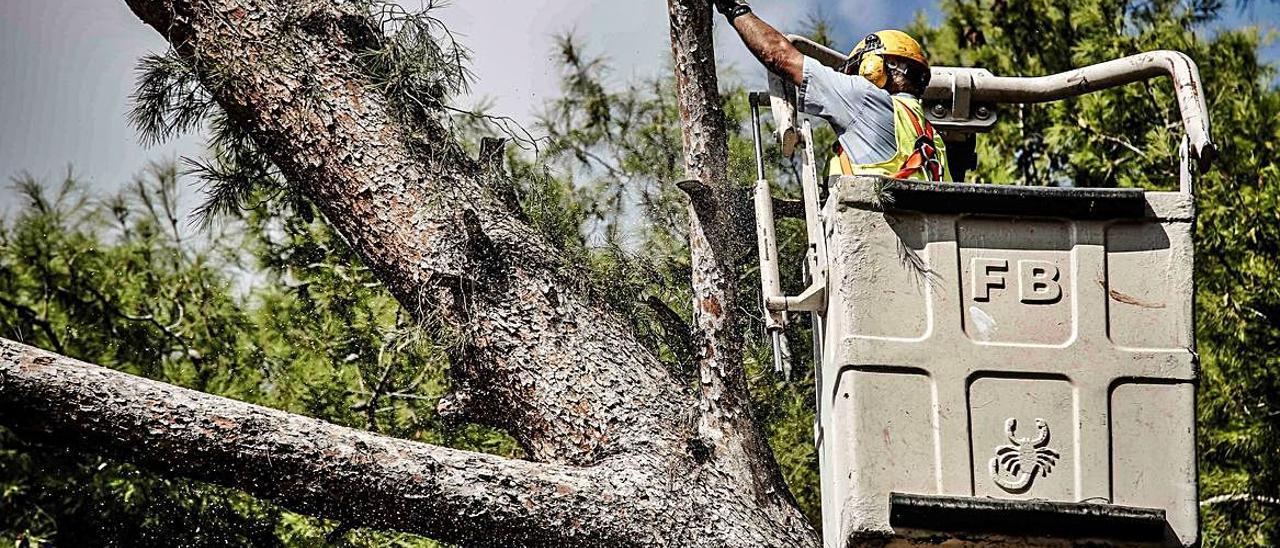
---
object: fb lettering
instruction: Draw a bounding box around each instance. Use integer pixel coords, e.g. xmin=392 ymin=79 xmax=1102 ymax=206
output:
xmin=972 ymin=257 xmax=1062 ymax=304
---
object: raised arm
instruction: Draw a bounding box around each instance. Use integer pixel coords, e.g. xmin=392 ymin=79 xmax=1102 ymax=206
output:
xmin=713 ymin=1 xmax=805 ymax=86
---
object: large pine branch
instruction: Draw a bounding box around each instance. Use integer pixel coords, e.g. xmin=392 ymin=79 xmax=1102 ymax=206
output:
xmin=0 ymin=339 xmax=639 ymax=546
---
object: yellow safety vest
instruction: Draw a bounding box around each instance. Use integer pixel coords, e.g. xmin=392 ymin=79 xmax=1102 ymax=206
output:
xmin=827 ymin=96 xmax=952 ymax=182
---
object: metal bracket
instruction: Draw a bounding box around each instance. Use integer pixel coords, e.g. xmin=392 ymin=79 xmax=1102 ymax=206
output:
xmin=766 ymin=283 xmax=826 ymax=313
xmin=923 ymin=68 xmax=999 ymax=136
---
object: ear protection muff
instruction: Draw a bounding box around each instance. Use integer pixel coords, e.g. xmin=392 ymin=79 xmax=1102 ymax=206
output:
xmin=849 ymin=33 xmax=888 ymax=89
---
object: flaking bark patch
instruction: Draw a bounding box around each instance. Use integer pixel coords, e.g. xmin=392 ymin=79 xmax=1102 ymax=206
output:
xmin=700 ymin=295 xmax=723 ymax=317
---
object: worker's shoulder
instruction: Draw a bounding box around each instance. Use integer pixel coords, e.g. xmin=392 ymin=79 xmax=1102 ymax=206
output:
xmin=890 ymin=93 xmax=922 ymax=106
xmin=801 ymin=55 xmax=884 ymax=98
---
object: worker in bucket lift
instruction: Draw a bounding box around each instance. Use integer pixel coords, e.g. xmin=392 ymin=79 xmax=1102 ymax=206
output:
xmin=713 ymin=0 xmax=952 ymax=182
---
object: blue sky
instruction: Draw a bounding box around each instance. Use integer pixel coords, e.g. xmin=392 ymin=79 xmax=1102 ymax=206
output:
xmin=0 ymin=0 xmax=1276 ymax=215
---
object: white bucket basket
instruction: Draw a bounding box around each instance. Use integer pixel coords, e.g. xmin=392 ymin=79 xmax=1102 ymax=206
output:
xmin=750 ymin=36 xmax=1212 ymax=547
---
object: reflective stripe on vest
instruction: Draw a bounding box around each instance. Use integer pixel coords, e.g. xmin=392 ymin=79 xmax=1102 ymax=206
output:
xmin=829 ymin=97 xmax=951 ymax=182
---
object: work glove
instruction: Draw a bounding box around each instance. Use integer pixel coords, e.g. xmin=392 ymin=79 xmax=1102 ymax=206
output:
xmin=712 ymin=0 xmax=752 ymax=21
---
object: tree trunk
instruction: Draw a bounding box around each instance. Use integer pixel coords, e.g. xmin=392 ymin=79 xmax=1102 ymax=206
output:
xmin=0 ymin=0 xmax=820 ymax=545
xmin=665 ymin=0 xmax=816 ymax=539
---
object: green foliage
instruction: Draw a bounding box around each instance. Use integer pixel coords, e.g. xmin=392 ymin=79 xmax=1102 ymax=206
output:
xmin=353 ymin=0 xmax=473 ymax=113
xmin=911 ymin=0 xmax=1259 ymax=189
xmin=128 ymin=51 xmax=216 ymax=148
xmin=538 ymin=33 xmax=690 ymax=239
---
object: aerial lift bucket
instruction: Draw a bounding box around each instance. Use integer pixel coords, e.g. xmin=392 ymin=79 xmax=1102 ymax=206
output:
xmin=751 ymin=37 xmax=1213 ymax=547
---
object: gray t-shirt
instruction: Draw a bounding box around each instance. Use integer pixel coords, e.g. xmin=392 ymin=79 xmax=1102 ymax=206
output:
xmin=798 ymin=55 xmax=908 ymax=166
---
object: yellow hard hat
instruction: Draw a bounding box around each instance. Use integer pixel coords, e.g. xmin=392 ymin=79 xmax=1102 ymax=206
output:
xmin=848 ymin=30 xmax=929 ymax=89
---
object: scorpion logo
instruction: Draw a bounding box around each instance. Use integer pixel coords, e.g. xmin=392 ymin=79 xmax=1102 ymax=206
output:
xmin=988 ymin=417 xmax=1060 ymax=493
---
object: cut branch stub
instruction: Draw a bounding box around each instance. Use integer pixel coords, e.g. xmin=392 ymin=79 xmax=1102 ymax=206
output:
xmin=677 ymin=177 xmax=716 ymax=218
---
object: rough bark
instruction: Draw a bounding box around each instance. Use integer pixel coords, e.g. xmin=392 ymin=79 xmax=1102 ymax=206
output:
xmin=0 ymin=0 xmax=821 ymax=545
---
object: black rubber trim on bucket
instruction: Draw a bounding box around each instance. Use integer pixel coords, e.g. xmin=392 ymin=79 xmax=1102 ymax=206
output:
xmin=888 ymin=492 xmax=1169 ymax=542
xmin=880 ymin=180 xmax=1148 ymax=219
